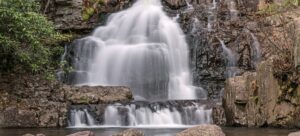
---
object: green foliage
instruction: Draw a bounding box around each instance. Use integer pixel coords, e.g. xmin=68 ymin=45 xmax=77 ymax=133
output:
xmin=0 ymin=0 xmax=72 ymax=77
xmin=82 ymin=0 xmax=104 ymax=21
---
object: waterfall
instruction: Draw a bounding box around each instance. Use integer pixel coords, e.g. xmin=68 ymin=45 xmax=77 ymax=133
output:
xmin=69 ymin=109 xmax=96 ymax=127
xmin=219 ymin=40 xmax=238 ymax=78
xmin=68 ymin=0 xmax=203 ymax=101
xmin=244 ymin=29 xmax=262 ymax=68
xmin=67 ymin=0 xmax=212 ymax=128
xmin=69 ymin=102 xmax=212 ymax=128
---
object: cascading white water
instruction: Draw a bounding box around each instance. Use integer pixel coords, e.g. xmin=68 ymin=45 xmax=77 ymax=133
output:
xmin=69 ymin=102 xmax=212 ymax=128
xmin=69 ymin=109 xmax=96 ymax=127
xmin=68 ymin=0 xmax=212 ymax=128
xmin=70 ymin=0 xmax=200 ymax=101
xmin=219 ymin=40 xmax=239 ymax=78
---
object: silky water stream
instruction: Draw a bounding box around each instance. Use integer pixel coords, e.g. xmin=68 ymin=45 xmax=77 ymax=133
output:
xmin=66 ymin=0 xmax=211 ymax=129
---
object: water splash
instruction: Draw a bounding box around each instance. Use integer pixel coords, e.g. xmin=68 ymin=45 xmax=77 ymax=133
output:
xmin=69 ymin=0 xmax=203 ymax=100
xmin=184 ymin=0 xmax=194 ymax=12
xmin=219 ymin=40 xmax=239 ymax=78
xmin=69 ymin=109 xmax=96 ymax=127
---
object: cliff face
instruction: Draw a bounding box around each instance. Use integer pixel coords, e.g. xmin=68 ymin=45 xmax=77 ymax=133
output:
xmin=0 ymin=74 xmax=133 ymax=128
xmin=40 ymin=0 xmax=134 ymax=33
xmin=45 ymin=0 xmax=264 ymax=99
xmin=36 ymin=0 xmax=300 ymax=128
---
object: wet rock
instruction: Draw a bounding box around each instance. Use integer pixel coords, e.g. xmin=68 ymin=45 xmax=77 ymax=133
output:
xmin=176 ymin=125 xmax=225 ymax=136
xmin=67 ymin=131 xmax=95 ymax=136
xmin=289 ymin=132 xmax=300 ymax=136
xmin=65 ymin=86 xmax=133 ymax=104
xmin=223 ymin=58 xmax=300 ymax=128
xmin=0 ymin=74 xmax=133 ymax=128
xmin=112 ymin=129 xmax=144 ymax=136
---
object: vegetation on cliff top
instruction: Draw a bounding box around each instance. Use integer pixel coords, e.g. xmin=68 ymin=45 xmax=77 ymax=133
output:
xmin=0 ymin=0 xmax=72 ymax=79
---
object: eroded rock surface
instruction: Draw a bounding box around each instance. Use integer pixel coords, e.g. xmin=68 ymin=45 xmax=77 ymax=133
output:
xmin=0 ymin=74 xmax=133 ymax=128
xmin=223 ymin=58 xmax=300 ymax=128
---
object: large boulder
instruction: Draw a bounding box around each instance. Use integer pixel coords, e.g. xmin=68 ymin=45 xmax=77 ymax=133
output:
xmin=112 ymin=129 xmax=144 ymax=136
xmin=176 ymin=125 xmax=225 ymax=136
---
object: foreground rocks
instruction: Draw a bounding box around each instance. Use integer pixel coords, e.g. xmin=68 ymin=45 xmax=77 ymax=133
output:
xmin=176 ymin=125 xmax=225 ymax=136
xmin=0 ymin=74 xmax=133 ymax=128
xmin=67 ymin=131 xmax=95 ymax=136
xmin=223 ymin=58 xmax=300 ymax=128
xmin=112 ymin=129 xmax=144 ymax=136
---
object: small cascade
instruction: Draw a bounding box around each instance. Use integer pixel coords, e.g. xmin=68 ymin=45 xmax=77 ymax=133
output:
xmin=249 ymin=33 xmax=261 ymax=67
xmin=207 ymin=0 xmax=218 ymax=31
xmin=57 ymin=45 xmax=68 ymax=81
xmin=243 ymin=29 xmax=262 ymax=68
xmin=226 ymin=0 xmax=239 ymax=21
xmin=191 ymin=18 xmax=201 ymax=34
xmin=184 ymin=0 xmax=194 ymax=13
xmin=69 ymin=109 xmax=96 ymax=127
xmin=69 ymin=101 xmax=213 ymax=128
xmin=172 ymin=14 xmax=180 ymax=21
xmin=219 ymin=40 xmax=238 ymax=78
xmin=67 ymin=0 xmax=201 ymax=101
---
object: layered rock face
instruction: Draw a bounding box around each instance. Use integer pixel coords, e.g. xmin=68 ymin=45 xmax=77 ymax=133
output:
xmin=223 ymin=58 xmax=300 ymax=128
xmin=0 ymin=74 xmax=133 ymax=128
xmin=41 ymin=0 xmax=134 ymax=33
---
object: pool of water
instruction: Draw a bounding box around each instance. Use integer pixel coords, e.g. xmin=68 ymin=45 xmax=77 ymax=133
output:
xmin=0 ymin=127 xmax=297 ymax=136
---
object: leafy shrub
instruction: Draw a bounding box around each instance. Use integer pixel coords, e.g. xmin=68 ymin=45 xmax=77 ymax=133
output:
xmin=0 ymin=0 xmax=72 ymax=78
xmin=82 ymin=0 xmax=104 ymax=21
